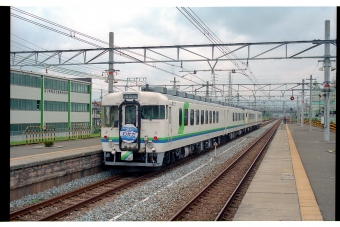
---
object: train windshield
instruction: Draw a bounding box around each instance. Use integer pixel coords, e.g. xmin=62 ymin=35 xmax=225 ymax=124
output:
xmin=141 ymin=105 xmax=165 ymax=120
xmin=125 ymin=105 xmax=137 ymax=125
xmin=102 ymin=105 xmax=119 ymax=127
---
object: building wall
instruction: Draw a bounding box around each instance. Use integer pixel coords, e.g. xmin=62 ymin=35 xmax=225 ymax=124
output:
xmin=44 ymin=112 xmax=69 ymax=123
xmin=70 ymin=112 xmax=90 ymax=123
xmin=10 ymin=85 xmax=40 ymax=100
xmin=10 ymin=110 xmax=40 ymax=124
xmin=44 ymin=92 xmax=68 ymax=102
xmin=10 ymin=70 xmax=92 ymax=136
xmin=71 ymin=92 xmax=90 ymax=103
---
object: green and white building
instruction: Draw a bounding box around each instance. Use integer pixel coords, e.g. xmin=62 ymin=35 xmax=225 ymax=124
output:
xmin=10 ymin=69 xmax=93 ymax=140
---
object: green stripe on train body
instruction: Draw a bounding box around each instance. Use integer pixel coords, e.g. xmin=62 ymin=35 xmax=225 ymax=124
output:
xmin=178 ymin=102 xmax=189 ymax=134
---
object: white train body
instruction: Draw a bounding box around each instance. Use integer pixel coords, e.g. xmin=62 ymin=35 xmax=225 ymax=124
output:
xmin=101 ymin=87 xmax=262 ymax=170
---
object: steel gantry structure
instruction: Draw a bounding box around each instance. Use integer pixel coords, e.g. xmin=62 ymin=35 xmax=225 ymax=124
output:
xmin=10 ymin=39 xmax=336 ymax=67
xmin=10 ymin=37 xmax=337 ymax=141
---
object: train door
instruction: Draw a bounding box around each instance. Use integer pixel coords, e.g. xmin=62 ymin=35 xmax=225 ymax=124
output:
xmin=224 ymin=109 xmax=227 ymax=135
xmin=168 ymin=106 xmax=173 ymax=143
xmin=118 ymin=101 xmax=141 ymax=152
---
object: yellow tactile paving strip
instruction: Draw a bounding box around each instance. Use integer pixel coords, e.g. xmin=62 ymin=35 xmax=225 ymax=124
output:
xmin=286 ymin=124 xmax=323 ymax=221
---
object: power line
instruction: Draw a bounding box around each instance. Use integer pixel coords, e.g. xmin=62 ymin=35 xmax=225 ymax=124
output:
xmin=11 ymin=7 xmax=205 ymax=87
xmin=177 ymin=7 xmax=271 ymax=99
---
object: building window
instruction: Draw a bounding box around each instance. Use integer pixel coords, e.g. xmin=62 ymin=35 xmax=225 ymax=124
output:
xmin=10 ymin=98 xmax=39 ymax=111
xmin=71 ymin=82 xmax=90 ymax=93
xmin=71 ymin=103 xmax=89 ymax=112
xmin=10 ymin=72 xmax=40 ymax=88
xmin=44 ymin=101 xmax=68 ymax=111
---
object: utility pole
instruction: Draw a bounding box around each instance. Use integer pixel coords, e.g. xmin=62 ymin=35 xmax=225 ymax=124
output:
xmin=296 ymin=96 xmax=299 ymax=124
xmin=306 ymin=75 xmax=316 ymax=131
xmin=206 ymin=81 xmax=209 ymax=98
xmin=170 ymin=77 xmax=178 ymax=91
xmin=212 ymin=70 xmax=217 ymax=100
xmin=228 ymin=72 xmax=232 ymax=103
xmin=301 ymin=79 xmax=304 ymax=127
xmin=323 ymin=20 xmax=331 ymax=141
xmin=237 ymin=92 xmax=239 ymax=106
xmin=100 ymin=88 xmax=103 ymax=103
xmin=108 ymin=32 xmax=114 ymax=93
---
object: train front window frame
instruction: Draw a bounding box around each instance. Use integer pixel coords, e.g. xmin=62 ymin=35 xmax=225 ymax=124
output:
xmin=102 ymin=105 xmax=119 ymax=127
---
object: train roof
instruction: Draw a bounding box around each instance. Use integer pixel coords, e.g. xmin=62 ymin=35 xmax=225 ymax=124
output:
xmin=102 ymin=86 xmax=261 ymax=113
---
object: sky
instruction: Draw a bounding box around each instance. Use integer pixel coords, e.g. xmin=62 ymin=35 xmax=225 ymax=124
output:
xmin=7 ymin=1 xmax=337 ymax=110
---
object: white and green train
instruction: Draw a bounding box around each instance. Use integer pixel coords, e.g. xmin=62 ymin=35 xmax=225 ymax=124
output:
xmin=101 ymin=86 xmax=262 ymax=171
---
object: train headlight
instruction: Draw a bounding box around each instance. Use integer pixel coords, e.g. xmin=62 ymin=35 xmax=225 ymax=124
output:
xmin=153 ymin=136 xmax=158 ymax=141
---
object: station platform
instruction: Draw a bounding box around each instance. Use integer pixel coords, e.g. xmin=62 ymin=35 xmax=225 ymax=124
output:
xmin=233 ymin=122 xmax=336 ymax=221
xmin=10 ymin=137 xmax=102 ymax=169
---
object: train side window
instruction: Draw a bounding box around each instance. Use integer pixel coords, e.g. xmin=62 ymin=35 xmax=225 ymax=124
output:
xmin=216 ymin=111 xmax=219 ymax=123
xmin=201 ymin=110 xmax=204 ymax=124
xmin=179 ymin=108 xmax=182 ymax=126
xmin=184 ymin=109 xmax=188 ymax=126
xmin=209 ymin=111 xmax=212 ymax=124
xmin=205 ymin=110 xmax=208 ymax=124
xmin=213 ymin=111 xmax=215 ymax=123
xmin=190 ymin=109 xmax=194 ymax=125
xmin=233 ymin=112 xmax=234 ymax=121
xmin=196 ymin=110 xmax=199 ymax=125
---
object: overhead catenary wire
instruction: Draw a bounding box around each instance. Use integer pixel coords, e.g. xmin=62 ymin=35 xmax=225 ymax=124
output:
xmin=10 ymin=7 xmax=205 ymax=87
xmin=177 ymin=7 xmax=272 ymax=100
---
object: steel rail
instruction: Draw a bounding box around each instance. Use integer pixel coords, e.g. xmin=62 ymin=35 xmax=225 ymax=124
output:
xmin=10 ymin=174 xmax=123 ymax=220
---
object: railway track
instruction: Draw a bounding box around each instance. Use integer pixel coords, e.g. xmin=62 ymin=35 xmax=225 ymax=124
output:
xmin=10 ymin=143 xmax=216 ymax=221
xmin=10 ymin=172 xmax=150 ymax=221
xmin=169 ymin=120 xmax=280 ymax=221
xmin=10 ymin=120 xmax=274 ymax=221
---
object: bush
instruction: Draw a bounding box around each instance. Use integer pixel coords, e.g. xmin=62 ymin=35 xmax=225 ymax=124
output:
xmin=44 ymin=140 xmax=54 ymax=147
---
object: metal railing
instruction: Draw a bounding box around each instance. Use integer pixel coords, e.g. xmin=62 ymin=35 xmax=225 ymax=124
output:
xmin=301 ymin=119 xmax=336 ymax=132
xmin=25 ymin=126 xmax=56 ymax=145
xmin=11 ymin=125 xmax=101 ymax=144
